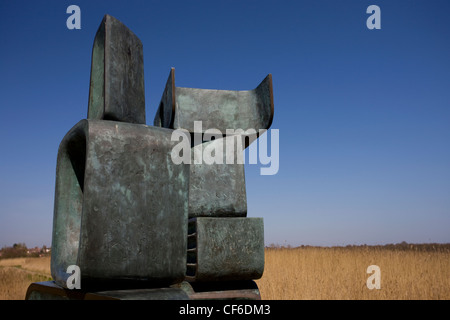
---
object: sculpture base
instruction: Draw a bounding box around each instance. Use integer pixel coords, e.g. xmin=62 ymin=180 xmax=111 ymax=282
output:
xmin=25 ymin=281 xmax=261 ymax=300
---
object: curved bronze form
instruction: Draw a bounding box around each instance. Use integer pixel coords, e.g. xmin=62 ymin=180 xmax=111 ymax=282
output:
xmin=154 ymin=68 xmax=274 ymax=132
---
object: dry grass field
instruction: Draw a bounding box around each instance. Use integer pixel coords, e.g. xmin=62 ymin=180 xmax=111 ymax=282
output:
xmin=0 ymin=256 xmax=51 ymax=300
xmin=1 ymin=245 xmax=449 ymax=300
xmin=256 ymin=245 xmax=450 ymax=300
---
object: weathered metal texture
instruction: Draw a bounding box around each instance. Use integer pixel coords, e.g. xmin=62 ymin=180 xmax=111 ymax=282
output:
xmin=85 ymin=288 xmax=189 ymax=300
xmin=26 ymin=281 xmax=260 ymax=300
xmin=154 ymin=68 xmax=274 ymax=132
xmin=189 ymin=135 xmax=247 ymax=218
xmin=26 ymin=281 xmax=83 ymax=300
xmin=186 ymin=218 xmax=264 ymax=282
xmin=88 ymin=14 xmax=145 ymax=124
xmin=25 ymin=281 xmax=189 ymax=300
xmin=51 ymin=119 xmax=189 ymax=288
xmin=154 ymin=69 xmax=274 ymax=217
xmin=175 ymin=281 xmax=261 ymax=300
xmin=154 ymin=68 xmax=175 ymax=128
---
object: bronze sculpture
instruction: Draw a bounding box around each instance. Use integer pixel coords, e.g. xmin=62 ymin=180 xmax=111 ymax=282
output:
xmin=26 ymin=14 xmax=274 ymax=300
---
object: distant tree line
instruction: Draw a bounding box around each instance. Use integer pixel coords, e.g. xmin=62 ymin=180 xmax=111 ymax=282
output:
xmin=266 ymin=241 xmax=450 ymax=252
xmin=0 ymin=243 xmax=50 ymax=259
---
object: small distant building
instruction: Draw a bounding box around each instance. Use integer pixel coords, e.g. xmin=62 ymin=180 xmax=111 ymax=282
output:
xmin=27 ymin=247 xmax=41 ymax=255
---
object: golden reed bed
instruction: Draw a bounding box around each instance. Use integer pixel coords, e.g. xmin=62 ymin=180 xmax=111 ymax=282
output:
xmin=256 ymin=245 xmax=450 ymax=300
xmin=0 ymin=256 xmax=52 ymax=300
xmin=1 ymin=246 xmax=449 ymax=300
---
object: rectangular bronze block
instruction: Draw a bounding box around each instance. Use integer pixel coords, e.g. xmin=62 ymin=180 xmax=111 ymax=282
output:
xmin=25 ymin=281 xmax=189 ymax=300
xmin=186 ymin=217 xmax=264 ymax=282
xmin=51 ymin=119 xmax=189 ymax=288
xmin=25 ymin=281 xmax=261 ymax=300
xmin=189 ymin=135 xmax=247 ymax=217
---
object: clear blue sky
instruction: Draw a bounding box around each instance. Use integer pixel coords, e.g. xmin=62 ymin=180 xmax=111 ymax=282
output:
xmin=1 ymin=0 xmax=449 ymax=248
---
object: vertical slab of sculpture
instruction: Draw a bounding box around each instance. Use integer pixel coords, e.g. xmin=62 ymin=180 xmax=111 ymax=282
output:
xmin=51 ymin=15 xmax=188 ymax=289
xmin=88 ymin=15 xmax=145 ymax=124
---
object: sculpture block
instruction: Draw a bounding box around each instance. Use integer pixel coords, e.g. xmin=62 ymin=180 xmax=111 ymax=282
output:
xmin=154 ymin=69 xmax=273 ymax=217
xmin=154 ymin=68 xmax=273 ymax=132
xmin=51 ymin=119 xmax=189 ymax=288
xmin=189 ymin=135 xmax=247 ymax=217
xmin=88 ymin=15 xmax=145 ymax=124
xmin=186 ymin=217 xmax=264 ymax=282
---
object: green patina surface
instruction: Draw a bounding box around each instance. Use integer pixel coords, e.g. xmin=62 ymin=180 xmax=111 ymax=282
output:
xmin=52 ymin=120 xmax=189 ymax=288
xmin=187 ymin=217 xmax=264 ymax=282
